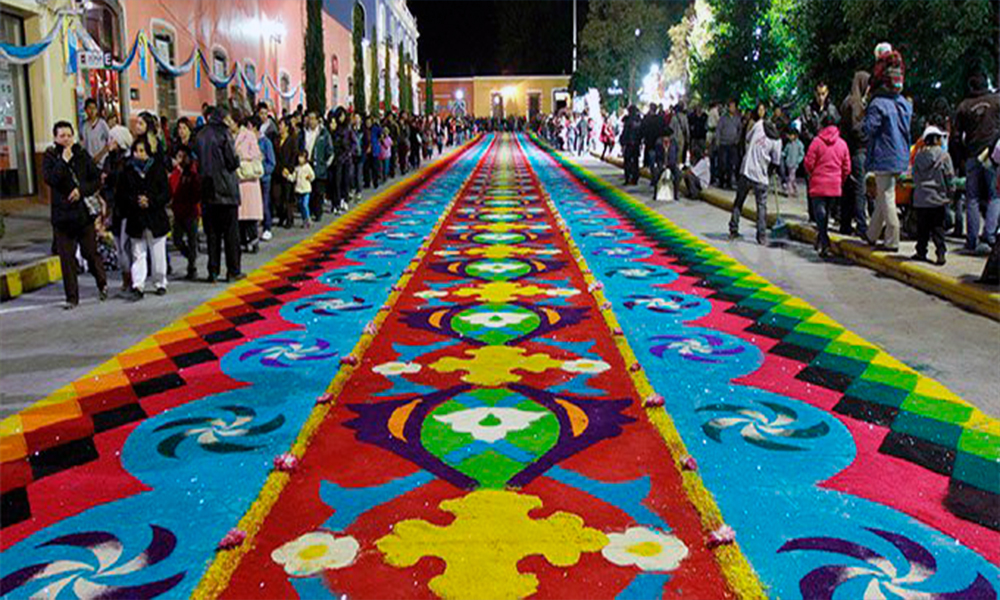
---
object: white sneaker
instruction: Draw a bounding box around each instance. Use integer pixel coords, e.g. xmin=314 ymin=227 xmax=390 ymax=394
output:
xmin=261 ymin=230 xmax=273 ymax=241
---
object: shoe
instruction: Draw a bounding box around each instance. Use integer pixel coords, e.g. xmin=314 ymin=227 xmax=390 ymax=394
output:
xmin=226 ymin=273 xmax=247 ymax=282
xmin=819 ymin=247 xmax=831 ymax=259
xmin=249 ymin=242 xmax=259 ymax=254
xmin=185 ymin=270 xmax=198 ymax=281
xmin=155 ymin=287 xmax=167 ymax=296
xmin=129 ymin=288 xmax=144 ymax=302
xmin=64 ymin=301 xmax=79 ymax=310
xmin=910 ymin=253 xmax=928 ymax=262
xmin=206 ymin=274 xmax=218 ymax=284
xmin=975 ymin=243 xmax=992 ymax=256
xmin=935 ymin=254 xmax=947 ymax=266
xmin=261 ymin=230 xmax=273 ymax=241
xmin=728 ymin=232 xmax=741 ymax=241
xmin=98 ymin=286 xmax=108 ymax=301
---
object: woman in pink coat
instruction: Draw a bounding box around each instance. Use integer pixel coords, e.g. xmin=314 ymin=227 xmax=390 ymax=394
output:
xmin=233 ymin=116 xmax=264 ymax=253
xmin=805 ymin=114 xmax=852 ymax=257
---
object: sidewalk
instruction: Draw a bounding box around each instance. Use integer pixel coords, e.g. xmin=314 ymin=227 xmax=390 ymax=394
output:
xmin=591 ymin=151 xmax=1000 ymax=321
xmin=0 ymin=198 xmax=61 ymax=301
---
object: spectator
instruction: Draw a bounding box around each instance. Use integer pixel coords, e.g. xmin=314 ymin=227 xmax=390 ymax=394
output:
xmin=801 ymin=82 xmax=841 ymax=149
xmin=169 ymin=145 xmax=201 ymax=280
xmin=103 ymin=125 xmax=134 ymax=291
xmin=839 ymin=70 xmax=872 ymax=237
xmin=707 ymin=102 xmax=721 ymax=183
xmin=80 ymin=98 xmax=110 ymax=169
xmin=620 ymin=105 xmax=643 ymax=186
xmin=863 ymin=50 xmax=912 ymax=252
xmin=781 ymin=129 xmax=805 ymax=196
xmin=233 ymin=114 xmax=264 ymax=253
xmin=364 ymin=115 xmax=381 ymax=189
xmin=120 ymin=137 xmax=170 ymax=300
xmin=600 ymin=112 xmax=615 ymax=161
xmin=804 ymin=114 xmax=851 ymax=258
xmin=670 ymin=102 xmax=689 ymax=164
xmin=729 ymin=103 xmax=782 ymax=245
xmin=171 ymin=117 xmax=195 ymax=158
xmin=911 ymin=126 xmax=955 ymax=265
xmin=380 ymin=122 xmax=393 ymax=182
xmin=955 ymin=73 xmax=1000 ymax=254
xmin=717 ymin=100 xmax=742 ymax=189
xmin=330 ymin=108 xmax=351 ymax=212
xmin=273 ymin=117 xmax=298 ymax=228
xmin=352 ymin=113 xmax=365 ymax=198
xmin=193 ymin=106 xmax=243 ymax=282
xmin=688 ymin=104 xmax=708 ymax=162
xmin=134 ymin=112 xmax=163 ymax=164
xmin=43 ymin=120 xmax=108 ymax=308
xmin=292 ymin=151 xmax=315 ymax=227
xmin=256 ymin=116 xmax=276 ymax=241
xmin=682 ymin=148 xmax=711 ymax=199
xmin=300 ymin=110 xmax=333 ymax=221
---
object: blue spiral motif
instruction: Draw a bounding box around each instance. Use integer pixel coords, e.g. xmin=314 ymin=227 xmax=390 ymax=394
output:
xmin=153 ymin=405 xmax=285 ymax=458
xmin=778 ymin=528 xmax=995 ymax=600
xmin=623 ymin=293 xmax=710 ymax=321
xmin=293 ymin=295 xmax=373 ymax=316
xmin=698 ymin=401 xmax=830 ymax=451
xmin=238 ymin=336 xmax=339 ymax=368
xmin=0 ymin=526 xmax=184 ymax=599
xmin=649 ymin=333 xmax=747 ymax=364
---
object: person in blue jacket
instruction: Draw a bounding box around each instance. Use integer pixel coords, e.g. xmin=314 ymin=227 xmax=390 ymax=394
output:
xmin=863 ymin=50 xmax=912 ymax=252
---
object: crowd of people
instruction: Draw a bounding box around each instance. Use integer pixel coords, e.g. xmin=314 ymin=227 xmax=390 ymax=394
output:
xmin=45 ymin=97 xmax=472 ymax=308
xmin=541 ymin=44 xmax=999 ymax=283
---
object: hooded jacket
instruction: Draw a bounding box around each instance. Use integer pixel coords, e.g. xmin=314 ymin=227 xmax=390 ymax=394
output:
xmin=119 ymin=157 xmax=171 ymax=238
xmin=840 ymin=71 xmax=871 ymax=152
xmin=740 ymin=119 xmax=782 ymax=186
xmin=804 ymin=126 xmax=851 ymax=198
xmin=42 ymin=143 xmax=101 ymax=231
xmin=912 ymin=145 xmax=955 ymax=208
xmin=193 ymin=112 xmax=241 ymax=206
xmin=863 ymin=91 xmax=912 ymax=173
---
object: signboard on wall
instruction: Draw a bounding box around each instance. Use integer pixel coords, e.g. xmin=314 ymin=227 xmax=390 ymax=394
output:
xmin=0 ymin=64 xmax=15 ymax=131
xmin=78 ymin=51 xmax=108 ymax=70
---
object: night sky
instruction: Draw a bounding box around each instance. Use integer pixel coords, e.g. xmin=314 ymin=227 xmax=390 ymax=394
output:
xmin=408 ymin=0 xmax=589 ymax=77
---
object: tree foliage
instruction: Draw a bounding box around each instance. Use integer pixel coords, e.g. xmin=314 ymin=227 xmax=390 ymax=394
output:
xmin=303 ymin=0 xmax=326 ymax=115
xmin=352 ymin=2 xmax=366 ymax=113
xmin=578 ymin=0 xmax=682 ymax=102
xmin=369 ymin=25 xmax=380 ymax=117
xmin=384 ymin=41 xmax=392 ymax=111
xmin=398 ymin=42 xmax=409 ymax=113
xmin=424 ymin=64 xmax=434 ymax=115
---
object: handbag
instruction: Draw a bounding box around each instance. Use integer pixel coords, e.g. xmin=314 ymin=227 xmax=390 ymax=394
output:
xmin=238 ymin=158 xmax=264 ymax=181
xmin=70 ymin=168 xmax=102 ymax=219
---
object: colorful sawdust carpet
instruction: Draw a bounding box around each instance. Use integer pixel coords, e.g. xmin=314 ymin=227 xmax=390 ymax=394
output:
xmin=0 ymin=133 xmax=997 ymax=600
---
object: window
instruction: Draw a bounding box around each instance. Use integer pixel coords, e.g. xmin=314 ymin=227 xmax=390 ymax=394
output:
xmin=153 ymin=29 xmax=178 ymax=121
xmin=213 ymin=49 xmax=229 ymax=107
xmin=0 ymin=12 xmax=35 ymax=197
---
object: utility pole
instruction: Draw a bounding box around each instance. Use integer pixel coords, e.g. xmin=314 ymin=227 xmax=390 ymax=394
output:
xmin=572 ymin=0 xmax=578 ymax=72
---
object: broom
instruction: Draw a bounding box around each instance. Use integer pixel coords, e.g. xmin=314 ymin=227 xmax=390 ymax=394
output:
xmin=769 ymin=172 xmax=789 ymax=239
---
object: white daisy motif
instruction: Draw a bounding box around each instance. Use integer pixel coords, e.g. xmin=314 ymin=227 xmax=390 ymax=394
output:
xmin=271 ymin=531 xmax=360 ymax=577
xmin=562 ymin=359 xmax=612 ymax=373
xmin=605 ymin=248 xmax=633 ymax=256
xmin=602 ymin=527 xmax=689 ymax=572
xmin=619 ymin=268 xmax=653 ymax=278
xmin=433 ymin=407 xmax=546 ymax=443
xmin=456 ymin=312 xmax=534 ymax=328
xmin=414 ymin=290 xmax=449 ymax=299
xmin=345 ymin=271 xmax=378 ymax=281
xmin=639 ymin=297 xmax=683 ymax=311
xmin=373 ymin=361 xmax=423 ymax=376
xmin=262 ymin=343 xmax=327 ymax=361
xmin=544 ymin=288 xmax=581 ymax=297
xmin=473 ymin=262 xmax=524 ymax=274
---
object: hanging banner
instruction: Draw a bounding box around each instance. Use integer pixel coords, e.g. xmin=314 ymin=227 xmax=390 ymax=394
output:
xmin=0 ymin=14 xmax=64 ymax=65
xmin=137 ymin=31 xmax=148 ymax=81
xmin=147 ymin=41 xmax=197 ymax=77
xmin=194 ymin=49 xmax=202 ymax=88
xmin=64 ymin=23 xmax=78 ymax=75
xmin=239 ymin=65 xmax=264 ymax=95
xmin=108 ymin=31 xmax=142 ymax=73
xmin=266 ymin=74 xmax=299 ymax=101
xmin=200 ymin=52 xmax=237 ymax=89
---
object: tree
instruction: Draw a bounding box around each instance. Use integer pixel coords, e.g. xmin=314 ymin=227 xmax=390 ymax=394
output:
xmin=352 ymin=2 xmax=366 ymax=113
xmin=577 ymin=0 xmax=682 ymax=103
xmin=303 ymin=0 xmax=326 ymax=115
xmin=398 ymin=42 xmax=408 ymax=113
xmin=424 ymin=64 xmax=434 ymax=115
xmin=384 ymin=41 xmax=392 ymax=112
xmin=369 ymin=25 xmax=380 ymax=117
xmin=792 ymin=0 xmax=999 ymax=112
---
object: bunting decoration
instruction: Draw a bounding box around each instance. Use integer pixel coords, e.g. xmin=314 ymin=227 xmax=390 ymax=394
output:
xmin=0 ymin=13 xmax=65 ymax=65
xmin=137 ymin=30 xmax=148 ymax=81
xmin=195 ymin=49 xmax=202 ymax=89
xmin=63 ymin=23 xmax=78 ymax=75
xmin=147 ymin=42 xmax=198 ymax=77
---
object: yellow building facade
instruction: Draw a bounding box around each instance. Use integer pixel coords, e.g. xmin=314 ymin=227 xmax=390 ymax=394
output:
xmin=422 ymin=75 xmax=571 ymax=119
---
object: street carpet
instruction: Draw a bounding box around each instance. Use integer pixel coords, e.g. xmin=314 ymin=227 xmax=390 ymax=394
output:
xmin=0 ymin=133 xmax=997 ymax=600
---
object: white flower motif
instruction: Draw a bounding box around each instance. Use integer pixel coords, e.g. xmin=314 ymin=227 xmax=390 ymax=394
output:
xmin=473 ymin=261 xmax=523 ymax=274
xmin=373 ymin=361 xmax=422 ymax=376
xmin=478 ymin=233 xmax=521 ymax=242
xmin=562 ymin=359 xmax=612 ymax=373
xmin=456 ymin=311 xmax=534 ymax=328
xmin=314 ymin=298 xmax=365 ymax=311
xmin=639 ymin=297 xmax=683 ymax=311
xmin=602 ymin=527 xmax=689 ymax=572
xmin=433 ymin=408 xmax=546 ymax=443
xmin=262 ymin=343 xmax=326 ymax=361
xmin=605 ymin=248 xmax=633 ymax=256
xmin=544 ymin=288 xmax=581 ymax=298
xmin=271 ymin=532 xmax=360 ymax=577
xmin=619 ymin=268 xmax=653 ymax=278
xmin=434 ymin=250 xmax=462 ymax=257
xmin=414 ymin=290 xmax=448 ymax=299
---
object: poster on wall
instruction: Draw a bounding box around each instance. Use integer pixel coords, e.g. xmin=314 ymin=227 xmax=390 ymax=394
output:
xmin=0 ymin=63 xmax=16 ymax=132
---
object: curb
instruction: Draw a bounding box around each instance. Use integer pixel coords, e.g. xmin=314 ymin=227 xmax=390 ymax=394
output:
xmin=0 ymin=256 xmax=62 ymax=302
xmin=589 ymin=152 xmax=1000 ymax=322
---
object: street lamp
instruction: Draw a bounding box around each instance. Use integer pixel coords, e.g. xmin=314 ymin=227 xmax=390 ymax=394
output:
xmin=455 ymin=89 xmax=464 ymax=100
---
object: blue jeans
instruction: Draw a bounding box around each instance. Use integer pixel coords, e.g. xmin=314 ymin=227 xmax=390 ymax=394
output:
xmin=296 ymin=192 xmax=310 ymax=222
xmin=719 ymin=144 xmax=737 ymax=188
xmin=840 ymin=150 xmax=868 ymax=237
xmin=730 ymin=175 xmax=768 ymax=243
xmin=811 ymin=196 xmax=836 ymax=251
xmin=965 ymin=157 xmax=998 ymax=248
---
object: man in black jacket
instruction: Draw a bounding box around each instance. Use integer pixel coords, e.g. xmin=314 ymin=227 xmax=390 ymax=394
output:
xmin=620 ymin=105 xmax=643 ymax=185
xmin=43 ymin=121 xmax=108 ymax=308
xmin=194 ymin=106 xmax=243 ymax=282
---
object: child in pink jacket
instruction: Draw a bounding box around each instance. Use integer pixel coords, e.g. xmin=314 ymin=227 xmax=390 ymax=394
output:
xmin=805 ymin=114 xmax=852 ymax=257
